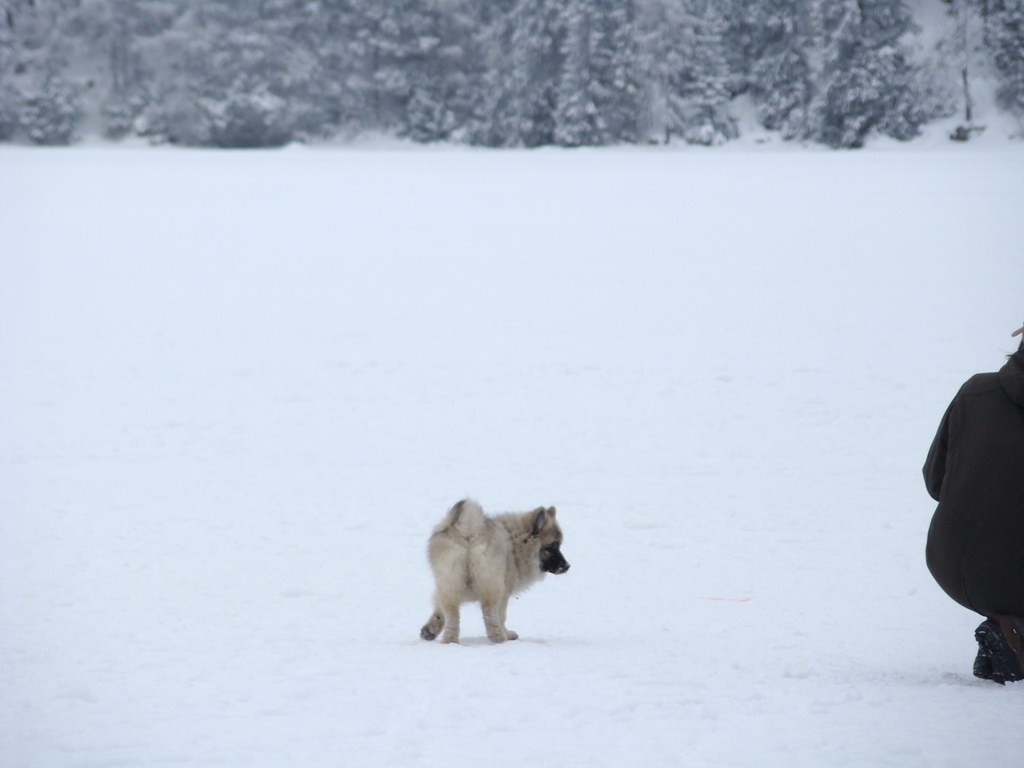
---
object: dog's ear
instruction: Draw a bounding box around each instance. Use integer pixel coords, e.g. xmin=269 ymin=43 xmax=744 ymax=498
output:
xmin=530 ymin=507 xmax=547 ymax=537
xmin=546 ymin=506 xmax=557 ymax=518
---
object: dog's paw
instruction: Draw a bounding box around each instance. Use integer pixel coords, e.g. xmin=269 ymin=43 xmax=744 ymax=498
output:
xmin=506 ymin=630 xmax=519 ymax=641
xmin=440 ymin=634 xmax=460 ymax=644
xmin=420 ymin=626 xmax=437 ymax=641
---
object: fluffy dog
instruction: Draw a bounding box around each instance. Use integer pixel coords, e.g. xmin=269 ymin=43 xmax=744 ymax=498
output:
xmin=420 ymin=499 xmax=569 ymax=644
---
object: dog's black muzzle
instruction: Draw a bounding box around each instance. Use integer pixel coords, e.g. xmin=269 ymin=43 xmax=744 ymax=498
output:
xmin=540 ymin=543 xmax=570 ymax=575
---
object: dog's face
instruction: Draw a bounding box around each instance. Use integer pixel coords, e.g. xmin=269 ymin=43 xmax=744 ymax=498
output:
xmin=540 ymin=540 xmax=569 ymax=575
xmin=531 ymin=506 xmax=570 ymax=575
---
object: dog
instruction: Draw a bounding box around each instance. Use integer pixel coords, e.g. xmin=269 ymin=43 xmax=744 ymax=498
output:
xmin=419 ymin=499 xmax=569 ymax=644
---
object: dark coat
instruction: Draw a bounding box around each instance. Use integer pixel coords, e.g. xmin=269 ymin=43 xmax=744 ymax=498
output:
xmin=924 ymin=350 xmax=1024 ymax=618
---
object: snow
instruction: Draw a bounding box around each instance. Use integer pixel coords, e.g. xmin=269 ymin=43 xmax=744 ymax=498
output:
xmin=2 ymin=144 xmax=1023 ymax=768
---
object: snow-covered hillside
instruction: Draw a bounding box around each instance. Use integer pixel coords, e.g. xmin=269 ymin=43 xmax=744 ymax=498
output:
xmin=1 ymin=145 xmax=1023 ymax=767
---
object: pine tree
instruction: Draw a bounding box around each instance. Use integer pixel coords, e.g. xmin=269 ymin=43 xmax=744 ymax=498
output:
xmin=0 ymin=0 xmax=1019 ymax=147
xmin=988 ymin=0 xmax=1024 ymax=115
xmin=311 ymin=0 xmax=377 ymax=137
xmin=677 ymin=0 xmax=737 ymax=145
xmin=1 ymin=0 xmax=86 ymax=144
xmin=814 ymin=0 xmax=927 ymax=147
xmin=472 ymin=0 xmax=564 ymax=147
xmin=553 ymin=0 xmax=641 ymax=146
xmin=636 ymin=0 xmax=692 ymax=143
xmin=21 ymin=76 xmax=81 ymax=144
xmin=0 ymin=4 xmax=18 ymax=139
xmin=354 ymin=0 xmax=424 ymax=132
xmin=137 ymin=6 xmax=214 ymax=145
xmin=739 ymin=0 xmax=814 ymax=139
xmin=554 ymin=0 xmax=600 ymax=146
xmin=98 ymin=0 xmax=151 ymax=139
xmin=400 ymin=0 xmax=486 ymax=142
xmin=600 ymin=0 xmax=642 ymax=142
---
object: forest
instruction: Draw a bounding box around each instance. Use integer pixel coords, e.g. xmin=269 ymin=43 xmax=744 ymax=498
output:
xmin=1 ymin=0 xmax=1022 ymax=148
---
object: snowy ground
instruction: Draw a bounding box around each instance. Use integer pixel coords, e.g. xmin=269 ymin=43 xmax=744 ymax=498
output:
xmin=2 ymin=144 xmax=1023 ymax=768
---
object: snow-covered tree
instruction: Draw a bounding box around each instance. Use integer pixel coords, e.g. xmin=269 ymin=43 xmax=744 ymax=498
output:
xmin=636 ymin=0 xmax=692 ymax=142
xmin=555 ymin=0 xmax=604 ymax=145
xmin=598 ymin=0 xmax=642 ymax=142
xmin=638 ymin=0 xmax=737 ymax=145
xmin=813 ymin=0 xmax=930 ymax=147
xmin=400 ymin=0 xmax=486 ymax=142
xmin=0 ymin=5 xmax=18 ymax=139
xmin=0 ymin=0 xmax=1020 ymax=147
xmin=736 ymin=0 xmax=814 ymax=139
xmin=987 ymin=0 xmax=1024 ymax=115
xmin=21 ymin=76 xmax=81 ymax=144
xmin=676 ymin=0 xmax=737 ymax=145
xmin=554 ymin=0 xmax=640 ymax=146
xmin=471 ymin=0 xmax=564 ymax=147
xmin=1 ymin=0 xmax=88 ymax=144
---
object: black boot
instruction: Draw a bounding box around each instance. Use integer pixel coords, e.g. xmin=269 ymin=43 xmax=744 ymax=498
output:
xmin=975 ymin=619 xmax=1024 ymax=684
xmin=973 ymin=645 xmax=994 ymax=680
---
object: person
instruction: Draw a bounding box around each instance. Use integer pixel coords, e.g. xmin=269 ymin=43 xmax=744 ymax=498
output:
xmin=924 ymin=322 xmax=1024 ymax=684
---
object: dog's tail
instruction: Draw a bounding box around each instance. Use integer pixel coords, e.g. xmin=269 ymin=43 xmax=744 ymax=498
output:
xmin=434 ymin=498 xmax=486 ymax=538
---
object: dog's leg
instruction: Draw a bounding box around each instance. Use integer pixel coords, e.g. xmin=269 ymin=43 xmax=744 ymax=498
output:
xmin=481 ymin=600 xmax=510 ymax=643
xmin=498 ymin=596 xmax=518 ymax=641
xmin=439 ymin=601 xmax=461 ymax=644
xmin=420 ymin=609 xmax=444 ymax=641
